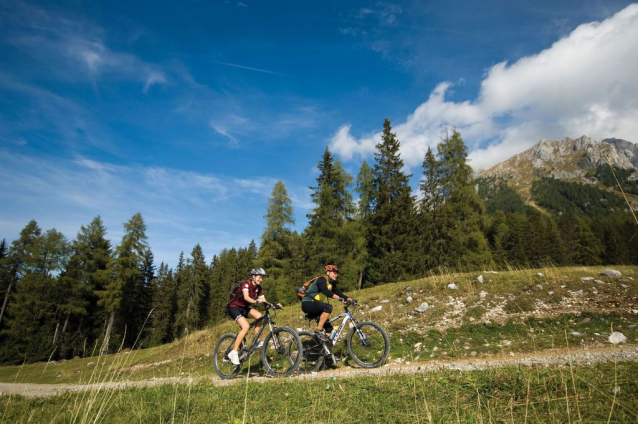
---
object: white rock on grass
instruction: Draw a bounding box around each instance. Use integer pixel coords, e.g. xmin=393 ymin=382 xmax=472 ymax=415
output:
xmin=581 ymin=277 xmax=594 ymax=282
xmin=447 ymin=283 xmax=459 ymax=290
xmin=406 ymin=296 xmax=413 ymax=304
xmin=601 ymin=269 xmax=622 ymax=278
xmin=379 ymin=300 xmax=390 ymax=304
xmin=537 ymin=272 xmax=544 ymax=277
xmin=608 ymin=332 xmax=627 ymax=344
xmin=570 ymin=331 xmax=583 ymax=337
xmin=536 ymin=284 xmax=543 ymax=290
xmin=477 ymin=275 xmax=484 ymax=284
xmin=415 ymin=302 xmax=429 ymax=313
xmin=594 ymin=280 xmax=605 ymax=285
xmin=369 ymin=306 xmax=383 ymax=313
xmin=479 ymin=290 xmax=488 ymax=299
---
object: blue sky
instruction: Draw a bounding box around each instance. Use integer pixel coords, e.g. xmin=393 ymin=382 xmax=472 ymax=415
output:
xmin=1 ymin=0 xmax=637 ymax=268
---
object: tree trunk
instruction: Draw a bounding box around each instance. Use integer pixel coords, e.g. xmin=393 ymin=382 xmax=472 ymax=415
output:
xmin=52 ymin=319 xmax=60 ymax=346
xmin=100 ymin=311 xmax=115 ymax=356
xmin=0 ymin=279 xmax=13 ymax=328
xmin=358 ymin=270 xmax=363 ymax=290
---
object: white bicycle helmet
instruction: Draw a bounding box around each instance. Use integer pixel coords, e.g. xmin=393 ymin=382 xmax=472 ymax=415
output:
xmin=250 ymin=267 xmax=267 ymax=276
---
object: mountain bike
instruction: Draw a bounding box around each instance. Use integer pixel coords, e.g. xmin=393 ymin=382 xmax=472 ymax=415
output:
xmin=298 ymin=300 xmax=390 ymax=372
xmin=213 ymin=303 xmax=302 ymax=379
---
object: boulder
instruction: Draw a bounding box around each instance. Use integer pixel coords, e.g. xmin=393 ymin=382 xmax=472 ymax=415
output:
xmin=601 ymin=269 xmax=622 ymax=278
xmin=415 ymin=302 xmax=429 ymax=313
xmin=608 ymin=332 xmax=627 ymax=344
xmin=447 ymin=283 xmax=459 ymax=290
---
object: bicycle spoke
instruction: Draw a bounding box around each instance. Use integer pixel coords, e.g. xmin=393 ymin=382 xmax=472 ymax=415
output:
xmin=213 ymin=333 xmax=241 ymax=379
xmin=298 ymin=331 xmax=324 ymax=373
xmin=262 ymin=327 xmax=302 ymax=377
xmin=347 ymin=322 xmax=390 ymax=368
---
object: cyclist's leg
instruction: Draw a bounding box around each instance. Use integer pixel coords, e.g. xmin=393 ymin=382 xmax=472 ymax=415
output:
xmin=248 ymin=308 xmax=263 ymax=337
xmin=231 ymin=309 xmax=251 ymax=352
xmin=302 ymin=301 xmax=332 ymax=337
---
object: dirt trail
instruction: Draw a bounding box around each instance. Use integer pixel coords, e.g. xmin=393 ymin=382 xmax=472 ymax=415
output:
xmin=1 ymin=345 xmax=636 ymax=398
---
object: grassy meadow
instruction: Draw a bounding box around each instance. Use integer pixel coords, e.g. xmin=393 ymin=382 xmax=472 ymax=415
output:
xmin=1 ymin=265 xmax=637 ymax=422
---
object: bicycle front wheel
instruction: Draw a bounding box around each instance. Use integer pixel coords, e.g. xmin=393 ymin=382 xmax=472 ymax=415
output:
xmin=261 ymin=327 xmax=302 ymax=377
xmin=297 ymin=331 xmax=324 ymax=373
xmin=347 ymin=322 xmax=390 ymax=368
xmin=213 ymin=333 xmax=241 ymax=379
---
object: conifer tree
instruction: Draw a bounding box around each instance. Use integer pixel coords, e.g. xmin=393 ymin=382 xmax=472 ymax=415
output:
xmin=97 ymin=213 xmax=149 ymax=355
xmin=353 ymin=162 xmax=374 ymax=288
xmin=504 ymin=213 xmax=527 ymax=266
xmin=368 ymin=119 xmax=419 ymax=283
xmin=175 ymin=244 xmax=207 ymax=337
xmin=304 ymin=148 xmax=361 ymax=288
xmin=146 ymin=262 xmax=176 ymax=346
xmin=0 ymin=220 xmax=41 ymax=329
xmin=0 ymin=223 xmax=71 ymax=362
xmin=433 ymin=130 xmax=491 ymax=268
xmin=259 ymin=181 xmax=294 ymax=302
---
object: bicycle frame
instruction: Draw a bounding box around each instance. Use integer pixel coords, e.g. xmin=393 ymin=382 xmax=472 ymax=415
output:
xmin=240 ymin=306 xmax=282 ymax=357
xmin=326 ymin=303 xmax=369 ymax=347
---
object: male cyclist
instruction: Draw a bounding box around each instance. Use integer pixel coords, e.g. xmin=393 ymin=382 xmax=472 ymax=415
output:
xmin=227 ymin=267 xmax=281 ymax=365
xmin=301 ymin=264 xmax=352 ymax=342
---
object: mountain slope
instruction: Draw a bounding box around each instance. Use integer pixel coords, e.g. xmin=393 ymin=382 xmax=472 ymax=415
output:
xmin=478 ymin=136 xmax=638 ymax=207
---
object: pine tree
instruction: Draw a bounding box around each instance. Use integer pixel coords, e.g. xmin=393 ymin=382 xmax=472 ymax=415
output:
xmin=432 ymin=130 xmax=491 ymax=268
xmin=355 ymin=161 xmax=375 ymax=220
xmin=97 ymin=213 xmax=149 ymax=355
xmin=174 ymin=244 xmax=207 ymax=337
xmin=0 ymin=223 xmax=72 ymax=362
xmin=304 ymin=148 xmax=361 ymax=287
xmin=146 ymin=262 xmax=176 ymax=346
xmin=259 ymin=181 xmax=294 ymax=303
xmin=368 ymin=119 xmax=419 ymax=283
xmin=572 ymin=217 xmax=602 ymax=265
xmin=418 ymin=146 xmax=443 ymax=272
xmin=0 ymin=220 xmax=42 ymax=330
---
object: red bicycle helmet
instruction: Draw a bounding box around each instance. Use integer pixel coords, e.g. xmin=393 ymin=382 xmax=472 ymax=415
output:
xmin=324 ymin=264 xmax=339 ymax=273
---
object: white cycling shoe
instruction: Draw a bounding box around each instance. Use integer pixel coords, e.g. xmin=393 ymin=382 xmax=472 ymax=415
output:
xmin=228 ymin=350 xmax=240 ymax=365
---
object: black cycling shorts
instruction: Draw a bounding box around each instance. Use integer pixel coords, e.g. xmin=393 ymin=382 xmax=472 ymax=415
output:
xmin=227 ymin=306 xmax=251 ymax=322
xmin=301 ymin=301 xmax=334 ymax=332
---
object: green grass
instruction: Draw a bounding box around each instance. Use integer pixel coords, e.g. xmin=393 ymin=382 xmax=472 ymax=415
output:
xmin=1 ymin=265 xmax=637 ymax=385
xmin=2 ymin=361 xmax=637 ymax=423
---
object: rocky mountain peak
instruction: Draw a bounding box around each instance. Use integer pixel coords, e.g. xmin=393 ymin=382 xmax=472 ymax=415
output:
xmin=479 ymin=136 xmax=638 ymax=191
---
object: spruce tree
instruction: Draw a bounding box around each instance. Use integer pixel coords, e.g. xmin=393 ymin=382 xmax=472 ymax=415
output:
xmin=146 ymin=262 xmax=176 ymax=346
xmin=304 ymin=148 xmax=360 ymax=286
xmin=0 ymin=220 xmax=42 ymax=329
xmin=433 ymin=130 xmax=491 ymax=268
xmin=97 ymin=213 xmax=149 ymax=354
xmin=175 ymin=244 xmax=207 ymax=337
xmin=368 ymin=119 xmax=419 ymax=283
xmin=259 ymin=181 xmax=294 ymax=302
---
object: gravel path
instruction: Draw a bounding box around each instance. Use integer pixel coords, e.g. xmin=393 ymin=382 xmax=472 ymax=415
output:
xmin=2 ymin=346 xmax=637 ymax=398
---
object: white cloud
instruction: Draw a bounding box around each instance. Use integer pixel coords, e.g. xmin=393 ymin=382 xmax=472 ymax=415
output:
xmin=4 ymin=3 xmax=167 ymax=92
xmin=332 ymin=4 xmax=638 ymax=173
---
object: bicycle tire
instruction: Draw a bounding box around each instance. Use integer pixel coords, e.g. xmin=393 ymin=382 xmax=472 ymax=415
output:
xmin=297 ymin=331 xmax=324 ymax=373
xmin=346 ymin=321 xmax=390 ymax=368
xmin=261 ymin=326 xmax=303 ymax=377
xmin=213 ymin=333 xmax=241 ymax=379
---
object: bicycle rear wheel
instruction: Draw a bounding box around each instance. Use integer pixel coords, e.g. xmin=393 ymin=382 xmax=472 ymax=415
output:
xmin=213 ymin=333 xmax=241 ymax=379
xmin=261 ymin=327 xmax=302 ymax=377
xmin=297 ymin=331 xmax=324 ymax=373
xmin=346 ymin=322 xmax=390 ymax=368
